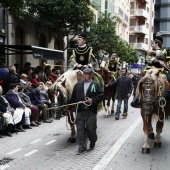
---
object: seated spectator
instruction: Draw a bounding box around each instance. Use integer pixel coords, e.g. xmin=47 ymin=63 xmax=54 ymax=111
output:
xmin=27 ymin=67 xmax=34 ymax=82
xmin=0 ymin=63 xmax=9 ymax=86
xmin=18 ymin=86 xmax=40 ymax=126
xmin=31 ymin=74 xmax=39 ymax=85
xmin=0 ymin=85 xmax=25 ymax=136
xmin=45 ymin=80 xmax=52 ymax=88
xmin=5 ymin=83 xmax=32 ymax=131
xmin=20 ymin=74 xmax=31 ymax=94
xmin=29 ymin=84 xmax=53 ymax=123
xmin=56 ymin=69 xmax=61 ymax=79
xmin=20 ymin=62 xmax=31 ymax=74
xmin=2 ymin=65 xmax=20 ymax=94
xmin=35 ymin=66 xmax=47 ymax=83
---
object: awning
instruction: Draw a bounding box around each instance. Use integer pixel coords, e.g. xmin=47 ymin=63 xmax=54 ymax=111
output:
xmin=0 ymin=45 xmax=64 ymax=61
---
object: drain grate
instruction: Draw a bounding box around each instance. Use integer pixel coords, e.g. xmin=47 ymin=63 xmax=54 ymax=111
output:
xmin=0 ymin=157 xmax=13 ymax=165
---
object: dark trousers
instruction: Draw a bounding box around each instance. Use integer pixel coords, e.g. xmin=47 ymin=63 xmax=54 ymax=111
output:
xmin=0 ymin=116 xmax=4 ymax=130
xmin=30 ymin=106 xmax=39 ymax=122
xmin=36 ymin=104 xmax=48 ymax=120
xmin=75 ymin=110 xmax=97 ymax=151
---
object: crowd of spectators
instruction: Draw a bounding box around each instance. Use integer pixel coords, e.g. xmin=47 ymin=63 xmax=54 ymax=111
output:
xmin=0 ymin=62 xmax=62 ymax=138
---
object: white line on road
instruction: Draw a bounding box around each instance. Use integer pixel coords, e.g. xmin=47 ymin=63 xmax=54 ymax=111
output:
xmin=24 ymin=149 xmax=38 ymax=157
xmin=6 ymin=148 xmax=23 ymax=155
xmin=30 ymin=139 xmax=42 ymax=144
xmin=0 ymin=165 xmax=10 ymax=170
xmin=93 ymin=116 xmax=142 ymax=170
xmin=45 ymin=140 xmax=56 ymax=145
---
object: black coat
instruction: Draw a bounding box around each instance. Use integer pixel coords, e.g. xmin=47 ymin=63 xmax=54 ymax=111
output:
xmin=70 ymin=80 xmax=103 ymax=114
xmin=2 ymin=72 xmax=20 ymax=94
xmin=115 ymin=75 xmax=133 ymax=99
xmin=0 ymin=95 xmax=8 ymax=113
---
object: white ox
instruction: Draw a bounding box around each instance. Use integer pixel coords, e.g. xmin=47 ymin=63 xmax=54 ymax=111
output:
xmin=50 ymin=69 xmax=83 ymax=143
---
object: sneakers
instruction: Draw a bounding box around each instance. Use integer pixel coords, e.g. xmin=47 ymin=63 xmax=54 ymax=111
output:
xmin=122 ymin=113 xmax=127 ymax=119
xmin=76 ymin=150 xmax=86 ymax=155
xmin=115 ymin=116 xmax=119 ymax=120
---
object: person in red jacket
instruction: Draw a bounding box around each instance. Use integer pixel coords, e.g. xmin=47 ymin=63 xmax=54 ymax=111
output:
xmin=31 ymin=74 xmax=39 ymax=85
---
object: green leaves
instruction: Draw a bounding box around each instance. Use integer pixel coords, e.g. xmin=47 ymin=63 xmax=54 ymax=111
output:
xmin=88 ymin=13 xmax=138 ymax=64
xmin=0 ymin=0 xmax=94 ymax=45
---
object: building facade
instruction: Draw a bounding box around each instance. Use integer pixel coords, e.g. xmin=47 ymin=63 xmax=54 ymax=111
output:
xmin=129 ymin=0 xmax=154 ymax=68
xmin=154 ymin=0 xmax=170 ymax=49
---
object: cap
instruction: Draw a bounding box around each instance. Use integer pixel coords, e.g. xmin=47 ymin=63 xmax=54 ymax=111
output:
xmin=83 ymin=68 xmax=93 ymax=74
xmin=154 ymin=36 xmax=163 ymax=44
xmin=78 ymin=34 xmax=87 ymax=40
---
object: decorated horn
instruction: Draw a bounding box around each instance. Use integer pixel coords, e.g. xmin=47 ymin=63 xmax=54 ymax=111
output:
xmin=43 ymin=62 xmax=71 ymax=68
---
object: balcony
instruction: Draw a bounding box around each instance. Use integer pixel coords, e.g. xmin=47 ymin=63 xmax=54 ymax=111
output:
xmin=115 ymin=6 xmax=124 ymax=21
xmin=115 ymin=6 xmax=129 ymax=25
xmin=130 ymin=26 xmax=148 ymax=34
xmin=130 ymin=9 xmax=148 ymax=19
xmin=130 ymin=43 xmax=148 ymax=50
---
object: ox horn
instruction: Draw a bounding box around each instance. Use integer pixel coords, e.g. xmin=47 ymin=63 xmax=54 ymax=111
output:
xmin=43 ymin=62 xmax=71 ymax=68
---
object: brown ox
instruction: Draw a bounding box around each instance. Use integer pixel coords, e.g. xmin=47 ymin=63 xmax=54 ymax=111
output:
xmin=137 ymin=69 xmax=170 ymax=153
xmin=48 ymin=70 xmax=83 ymax=143
xmin=95 ymin=67 xmax=116 ymax=117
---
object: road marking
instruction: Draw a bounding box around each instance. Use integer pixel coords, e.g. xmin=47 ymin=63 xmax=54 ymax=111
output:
xmin=30 ymin=139 xmax=42 ymax=144
xmin=0 ymin=165 xmax=10 ymax=170
xmin=93 ymin=116 xmax=142 ymax=170
xmin=24 ymin=149 xmax=38 ymax=157
xmin=45 ymin=140 xmax=56 ymax=145
xmin=7 ymin=148 xmax=22 ymax=155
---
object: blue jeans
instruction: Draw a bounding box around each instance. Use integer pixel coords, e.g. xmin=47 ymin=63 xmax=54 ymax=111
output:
xmin=115 ymin=99 xmax=128 ymax=117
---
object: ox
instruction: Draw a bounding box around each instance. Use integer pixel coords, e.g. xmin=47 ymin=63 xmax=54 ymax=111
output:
xmin=137 ymin=69 xmax=170 ymax=153
xmin=95 ymin=67 xmax=116 ymax=117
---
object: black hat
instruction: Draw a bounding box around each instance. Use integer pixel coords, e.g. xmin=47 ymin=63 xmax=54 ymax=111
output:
xmin=83 ymin=68 xmax=93 ymax=74
xmin=78 ymin=34 xmax=87 ymax=40
xmin=154 ymin=36 xmax=163 ymax=44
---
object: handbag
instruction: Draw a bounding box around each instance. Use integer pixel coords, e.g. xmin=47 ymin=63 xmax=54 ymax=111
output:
xmin=131 ymin=96 xmax=140 ymax=108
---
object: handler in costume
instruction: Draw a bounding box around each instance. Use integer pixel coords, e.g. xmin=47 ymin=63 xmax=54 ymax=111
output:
xmin=69 ymin=34 xmax=96 ymax=69
xmin=105 ymin=52 xmax=121 ymax=78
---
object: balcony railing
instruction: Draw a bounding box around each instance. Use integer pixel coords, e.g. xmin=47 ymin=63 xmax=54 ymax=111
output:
xmin=130 ymin=26 xmax=148 ymax=34
xmin=115 ymin=6 xmax=129 ymax=25
xmin=129 ymin=43 xmax=148 ymax=50
xmin=130 ymin=9 xmax=148 ymax=19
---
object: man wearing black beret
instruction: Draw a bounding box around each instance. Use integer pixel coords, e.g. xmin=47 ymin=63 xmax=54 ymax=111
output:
xmin=69 ymin=68 xmax=103 ymax=155
xmin=69 ymin=34 xmax=96 ymax=69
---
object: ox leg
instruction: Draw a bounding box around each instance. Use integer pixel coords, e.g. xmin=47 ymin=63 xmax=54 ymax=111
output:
xmin=154 ymin=120 xmax=164 ymax=148
xmin=111 ymin=99 xmax=115 ymax=114
xmin=67 ymin=111 xmax=76 ymax=143
xmin=142 ymin=114 xmax=152 ymax=154
xmin=103 ymin=100 xmax=109 ymax=118
xmin=148 ymin=126 xmax=154 ymax=139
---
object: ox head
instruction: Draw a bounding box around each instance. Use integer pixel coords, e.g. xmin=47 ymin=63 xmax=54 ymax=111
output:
xmin=138 ymin=69 xmax=160 ymax=114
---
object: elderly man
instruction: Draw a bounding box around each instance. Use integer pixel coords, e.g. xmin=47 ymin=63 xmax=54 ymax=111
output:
xmin=5 ymin=83 xmax=32 ymax=131
xmin=0 ymin=85 xmax=24 ymax=136
xmin=69 ymin=34 xmax=96 ymax=69
xmin=69 ymin=68 xmax=103 ymax=155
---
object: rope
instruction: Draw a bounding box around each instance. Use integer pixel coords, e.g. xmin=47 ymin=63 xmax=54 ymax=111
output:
xmin=158 ymin=97 xmax=166 ymax=122
xmin=46 ymin=99 xmax=91 ymax=111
